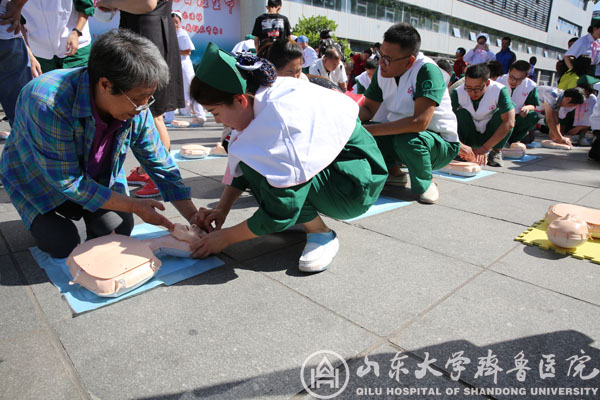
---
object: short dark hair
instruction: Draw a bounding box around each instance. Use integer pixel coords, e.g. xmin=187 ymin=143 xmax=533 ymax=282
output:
xmin=88 ymin=29 xmax=169 ymax=94
xmin=267 ymin=0 xmax=282 ymax=8
xmin=529 ymin=56 xmax=537 ymax=64
xmin=465 ymin=63 xmax=490 ymax=81
xmin=502 ymin=36 xmax=511 ymax=43
xmin=365 ymin=59 xmax=378 ymax=70
xmin=486 ymin=60 xmax=504 ymax=79
xmin=323 ymin=46 xmax=341 ymax=60
xmin=362 ymin=48 xmax=373 ymax=56
xmin=577 ymin=83 xmax=593 ymax=96
xmin=257 ymin=38 xmax=302 ymax=70
xmin=572 ymin=55 xmax=592 ymax=76
xmin=509 ymin=60 xmax=530 ymax=73
xmin=373 ymin=42 xmax=381 ymax=49
xmin=383 ymin=23 xmax=421 ymax=55
xmin=456 ymin=47 xmax=466 ymax=56
xmin=436 ymin=59 xmax=452 ymax=76
xmin=564 ymin=87 xmax=586 ymax=105
xmin=568 ymin=37 xmax=578 ymax=46
xmin=320 ymin=30 xmax=332 ymax=39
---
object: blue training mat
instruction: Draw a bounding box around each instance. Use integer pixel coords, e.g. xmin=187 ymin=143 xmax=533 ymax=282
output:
xmin=29 ymin=224 xmax=224 ymax=314
xmin=344 ymin=195 xmax=411 ymax=222
xmin=170 ymin=149 xmax=227 ymax=162
xmin=506 ymin=154 xmax=541 ymax=163
xmin=432 ymin=169 xmax=497 ymax=181
xmin=526 ymin=142 xmax=542 ymax=148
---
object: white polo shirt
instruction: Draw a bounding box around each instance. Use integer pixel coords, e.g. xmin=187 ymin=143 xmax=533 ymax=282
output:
xmin=309 ymin=58 xmax=347 ymax=86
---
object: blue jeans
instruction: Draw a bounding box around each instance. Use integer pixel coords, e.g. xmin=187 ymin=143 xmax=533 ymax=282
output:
xmin=0 ymin=38 xmax=31 ymax=126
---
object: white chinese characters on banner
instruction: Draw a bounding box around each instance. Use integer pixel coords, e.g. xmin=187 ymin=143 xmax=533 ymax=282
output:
xmin=88 ymin=0 xmax=241 ymax=64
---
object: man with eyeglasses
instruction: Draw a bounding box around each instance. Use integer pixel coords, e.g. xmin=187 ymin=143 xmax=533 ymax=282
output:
xmin=0 ymin=29 xmax=200 ymax=259
xmin=496 ymin=60 xmax=540 ymax=145
xmin=359 ymin=23 xmax=461 ymax=204
xmin=450 ymin=64 xmax=515 ymax=167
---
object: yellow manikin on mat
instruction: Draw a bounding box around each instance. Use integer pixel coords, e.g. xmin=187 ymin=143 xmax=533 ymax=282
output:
xmin=515 ymin=219 xmax=600 ymax=265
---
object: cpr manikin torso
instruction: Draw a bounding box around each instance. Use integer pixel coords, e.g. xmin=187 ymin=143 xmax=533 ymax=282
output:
xmin=180 ymin=143 xmax=227 ymax=159
xmin=439 ymin=161 xmax=482 ymax=177
xmin=541 ymin=139 xmax=573 ymax=150
xmin=502 ymin=142 xmax=527 ymax=159
xmin=545 ymin=203 xmax=600 ymax=239
xmin=67 ymin=224 xmax=206 ymax=297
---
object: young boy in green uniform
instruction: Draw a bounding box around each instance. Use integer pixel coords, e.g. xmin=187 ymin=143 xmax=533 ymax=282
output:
xmin=496 ymin=60 xmax=540 ymax=145
xmin=450 ymin=63 xmax=515 ymax=167
xmin=359 ymin=23 xmax=464 ymax=204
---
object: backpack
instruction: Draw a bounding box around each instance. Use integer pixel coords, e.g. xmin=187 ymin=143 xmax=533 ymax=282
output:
xmin=319 ymin=38 xmax=345 ymax=62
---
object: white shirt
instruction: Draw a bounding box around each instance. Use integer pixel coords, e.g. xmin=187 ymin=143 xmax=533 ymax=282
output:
xmin=309 ymin=58 xmax=347 ymax=86
xmin=22 ymin=0 xmax=91 ymax=59
xmin=0 ymin=1 xmax=23 ymax=39
xmin=565 ymin=33 xmax=600 ymax=76
xmin=464 ymin=47 xmax=496 ymax=65
xmin=302 ymin=45 xmax=318 ymax=68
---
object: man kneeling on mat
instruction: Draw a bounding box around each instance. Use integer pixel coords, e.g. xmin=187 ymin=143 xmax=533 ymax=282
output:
xmin=451 ymin=63 xmax=516 ymax=167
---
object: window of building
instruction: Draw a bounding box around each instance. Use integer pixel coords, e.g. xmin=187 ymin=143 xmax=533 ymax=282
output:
xmin=556 ymin=17 xmax=582 ymax=37
xmin=514 ymin=3 xmax=518 ymax=13
xmin=566 ymin=0 xmax=585 ymax=9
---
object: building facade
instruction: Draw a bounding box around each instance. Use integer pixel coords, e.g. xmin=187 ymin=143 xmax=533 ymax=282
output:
xmin=240 ymin=0 xmax=594 ymax=85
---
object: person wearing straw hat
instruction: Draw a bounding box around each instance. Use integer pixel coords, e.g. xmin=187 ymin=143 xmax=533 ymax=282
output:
xmin=187 ymin=42 xmax=387 ymax=272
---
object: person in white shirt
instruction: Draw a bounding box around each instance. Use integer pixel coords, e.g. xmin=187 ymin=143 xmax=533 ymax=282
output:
xmin=464 ymin=33 xmax=496 ymax=66
xmin=164 ymin=11 xmax=206 ymax=126
xmin=296 ymin=35 xmax=317 ymax=74
xmin=21 ymin=0 xmax=94 ymax=72
xmin=308 ymin=47 xmax=347 ymax=91
xmin=564 ymin=17 xmax=600 ymax=77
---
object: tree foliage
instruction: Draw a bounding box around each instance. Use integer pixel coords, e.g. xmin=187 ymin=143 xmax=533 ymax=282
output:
xmin=292 ymin=15 xmax=352 ymax=59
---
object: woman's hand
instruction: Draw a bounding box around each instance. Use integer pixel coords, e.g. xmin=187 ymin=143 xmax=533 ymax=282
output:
xmin=131 ymin=198 xmax=174 ymax=230
xmin=65 ymin=31 xmax=80 ymax=56
xmin=190 ymin=229 xmax=230 ymax=258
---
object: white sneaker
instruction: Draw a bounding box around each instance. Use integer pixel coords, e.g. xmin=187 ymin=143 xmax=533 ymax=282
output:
xmin=298 ymin=231 xmax=339 ymax=273
xmin=0 ymin=131 xmax=9 ymax=140
xmin=419 ymin=182 xmax=439 ymax=204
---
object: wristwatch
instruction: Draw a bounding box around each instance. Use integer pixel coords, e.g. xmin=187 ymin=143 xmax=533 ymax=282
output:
xmin=72 ymin=28 xmax=83 ymax=37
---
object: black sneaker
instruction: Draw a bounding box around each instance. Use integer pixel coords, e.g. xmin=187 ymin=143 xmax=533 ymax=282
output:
xmin=487 ymin=149 xmax=504 ymax=167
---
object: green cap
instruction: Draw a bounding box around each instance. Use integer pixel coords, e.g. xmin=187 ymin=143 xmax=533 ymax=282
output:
xmin=195 ymin=42 xmax=247 ymax=94
xmin=591 ymin=16 xmax=600 ymax=28
xmin=245 ymin=34 xmax=255 ymax=40
xmin=577 ymin=75 xmax=600 ymax=86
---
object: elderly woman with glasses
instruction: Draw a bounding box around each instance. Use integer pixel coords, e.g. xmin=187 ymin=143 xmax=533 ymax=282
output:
xmin=0 ymin=29 xmax=200 ymax=258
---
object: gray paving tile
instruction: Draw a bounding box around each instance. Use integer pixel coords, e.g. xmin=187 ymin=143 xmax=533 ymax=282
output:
xmin=0 ymin=331 xmax=82 ymax=400
xmin=576 ymin=188 xmax=600 ymax=209
xmin=505 ymin=157 xmax=599 ymax=187
xmin=53 ymin=269 xmax=376 ymax=400
xmin=0 ymin=217 xmax=36 ymax=253
xmin=390 ymin=271 xmax=600 ymax=400
xmin=491 ymin=244 xmax=600 ymax=306
xmin=471 ymin=172 xmax=593 ymax=203
xmin=357 ymin=203 xmax=523 ymax=267
xmin=437 ymin=184 xmax=557 ymax=226
xmin=243 ymin=218 xmax=481 ymax=336
xmin=0 ymin=255 xmax=43 ymax=338
xmin=12 ymin=251 xmax=74 ymax=324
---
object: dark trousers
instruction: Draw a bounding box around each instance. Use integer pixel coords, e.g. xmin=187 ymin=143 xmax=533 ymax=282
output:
xmin=30 ymin=201 xmax=134 ymax=258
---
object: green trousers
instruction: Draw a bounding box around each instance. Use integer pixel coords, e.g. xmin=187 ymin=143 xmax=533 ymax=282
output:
xmin=37 ymin=44 xmax=91 ymax=73
xmin=508 ymin=111 xmax=540 ymax=144
xmin=375 ymin=131 xmax=460 ymax=195
xmin=456 ymin=108 xmax=513 ymax=150
xmin=232 ymin=121 xmax=388 ymax=235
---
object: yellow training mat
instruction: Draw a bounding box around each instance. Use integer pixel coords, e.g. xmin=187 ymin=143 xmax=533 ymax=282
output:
xmin=515 ymin=219 xmax=600 ymax=264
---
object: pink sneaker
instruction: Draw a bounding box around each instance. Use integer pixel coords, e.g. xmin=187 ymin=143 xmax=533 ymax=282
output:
xmin=135 ymin=181 xmax=160 ymax=198
xmin=126 ymin=168 xmax=151 ymax=185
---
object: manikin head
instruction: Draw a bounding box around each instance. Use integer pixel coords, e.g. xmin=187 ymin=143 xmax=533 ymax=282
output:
xmin=464 ymin=64 xmax=490 ymax=101
xmin=379 ymin=23 xmax=420 ymax=79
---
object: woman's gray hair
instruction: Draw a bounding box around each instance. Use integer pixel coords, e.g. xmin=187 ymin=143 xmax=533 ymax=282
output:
xmin=88 ymin=29 xmax=169 ymax=94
